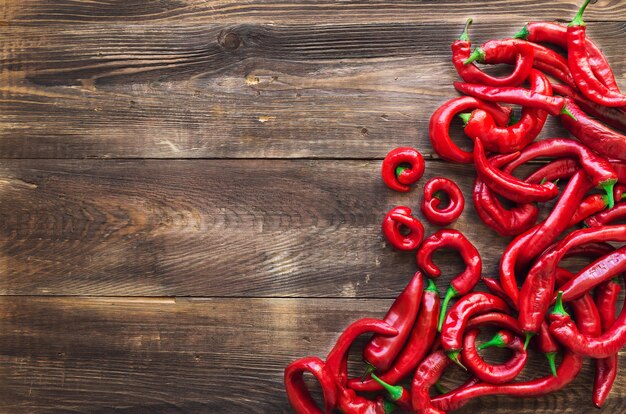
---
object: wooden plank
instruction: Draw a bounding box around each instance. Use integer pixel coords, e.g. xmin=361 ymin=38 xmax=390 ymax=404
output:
xmin=0 ymin=158 xmax=556 ymax=297
xmin=1 ymin=23 xmax=624 ymax=158
xmin=1 ymin=296 xmax=624 ymax=413
xmin=3 ymin=0 xmax=626 ymax=25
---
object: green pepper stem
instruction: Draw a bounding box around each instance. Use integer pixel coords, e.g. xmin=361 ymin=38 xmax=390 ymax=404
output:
xmin=600 ymin=179 xmax=616 ymax=209
xmin=569 ymin=0 xmax=592 ymax=27
xmin=539 ymin=177 xmax=547 ymax=185
xmin=478 ymin=332 xmax=506 ymax=350
xmin=361 ymin=362 xmax=376 ymax=382
xmin=395 ymin=165 xmax=409 ymax=179
xmin=459 ymin=18 xmax=473 ymax=41
xmin=434 ymin=382 xmax=448 ymax=395
xmin=382 ymin=399 xmax=396 ymax=414
xmin=523 ymin=332 xmax=534 ymax=350
xmin=447 ymin=350 xmax=467 ymax=371
xmin=552 ymin=291 xmax=569 ymax=317
xmin=458 ymin=112 xmax=472 ymax=126
xmin=371 ymin=373 xmax=404 ymax=402
xmin=545 ymin=352 xmax=558 ymax=377
xmin=561 ymin=105 xmax=577 ymax=121
xmin=464 ymin=47 xmax=485 ymax=65
xmin=438 ymin=286 xmax=458 ymax=332
xmin=426 ymin=278 xmax=438 ymax=293
xmin=512 ymin=25 xmax=530 ymax=40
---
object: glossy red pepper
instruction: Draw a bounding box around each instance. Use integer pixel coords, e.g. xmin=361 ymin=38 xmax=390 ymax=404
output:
xmin=441 ymin=292 xmax=509 ymax=367
xmin=284 ymin=357 xmax=338 ymax=414
xmin=381 ymin=147 xmax=425 ymax=192
xmin=567 ymin=193 xmax=611 ymax=227
xmin=466 ymin=311 xmax=522 ymax=336
xmin=479 ymin=278 xmax=519 ymax=310
xmin=462 ymin=328 xmax=527 ymax=384
xmin=337 ymin=388 xmax=394 ymax=414
xmin=585 ymin=200 xmax=626 ymax=227
xmin=555 ymin=268 xmax=602 ymax=338
xmin=410 ymin=350 xmax=453 ymax=413
xmin=474 ymin=138 xmax=559 ymax=204
xmin=416 ymin=229 xmax=482 ymax=331
xmin=430 ymin=377 xmax=480 ymax=412
xmin=523 ymin=158 xmax=579 ymax=185
xmin=381 ymin=206 xmax=424 ymax=251
xmin=567 ymin=0 xmax=626 ymax=107
xmin=369 ymin=374 xmax=412 ymax=412
xmin=349 ymin=279 xmax=438 ymax=392
xmin=420 ymin=178 xmax=465 ymax=226
xmin=363 ymin=272 xmax=423 ymax=374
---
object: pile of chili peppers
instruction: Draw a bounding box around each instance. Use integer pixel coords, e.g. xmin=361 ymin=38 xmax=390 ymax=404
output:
xmin=285 ymin=1 xmax=626 ymax=412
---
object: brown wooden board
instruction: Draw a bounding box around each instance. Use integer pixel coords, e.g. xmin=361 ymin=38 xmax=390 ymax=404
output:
xmin=1 ymin=297 xmax=624 ymax=413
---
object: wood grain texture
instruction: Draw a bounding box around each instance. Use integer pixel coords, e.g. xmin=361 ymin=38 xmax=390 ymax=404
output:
xmin=0 ymin=23 xmax=624 ymax=158
xmin=1 ymin=297 xmax=624 ymax=414
xmin=3 ymin=0 xmax=626 ymax=25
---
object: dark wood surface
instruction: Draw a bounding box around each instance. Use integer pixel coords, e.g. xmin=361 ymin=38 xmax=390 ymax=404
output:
xmin=1 ymin=1 xmax=625 ymax=413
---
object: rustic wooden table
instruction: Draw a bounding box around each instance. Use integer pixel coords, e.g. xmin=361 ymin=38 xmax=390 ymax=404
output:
xmin=1 ymin=1 xmax=625 ymax=413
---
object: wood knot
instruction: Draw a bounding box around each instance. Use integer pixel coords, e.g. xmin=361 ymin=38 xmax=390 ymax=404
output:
xmin=219 ymin=31 xmax=241 ymax=51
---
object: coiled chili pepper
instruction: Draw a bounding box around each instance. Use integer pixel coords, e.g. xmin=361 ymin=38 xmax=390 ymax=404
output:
xmin=462 ymin=328 xmax=527 ymax=384
xmin=567 ymin=0 xmax=626 ymax=107
xmin=381 ymin=206 xmax=424 ymax=251
xmin=420 ymin=178 xmax=465 ymax=226
xmin=349 ymin=279 xmax=439 ymax=392
xmin=381 ymin=147 xmax=425 ymax=192
xmin=441 ymin=292 xmax=509 ymax=367
xmin=585 ymin=200 xmax=626 ymax=227
xmin=416 ymin=229 xmax=482 ymax=331
xmin=410 ymin=350 xmax=453 ymax=413
xmin=593 ymin=278 xmax=622 ymax=408
xmin=362 ymin=272 xmax=423 ymax=375
xmin=474 ymin=138 xmax=559 ymax=204
xmin=284 ymin=357 xmax=338 ymax=414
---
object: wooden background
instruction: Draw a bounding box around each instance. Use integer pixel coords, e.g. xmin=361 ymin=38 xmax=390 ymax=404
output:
xmin=1 ymin=1 xmax=625 ymax=412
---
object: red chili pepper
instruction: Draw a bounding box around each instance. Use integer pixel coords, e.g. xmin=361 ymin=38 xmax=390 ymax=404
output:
xmin=381 ymin=206 xmax=424 ymax=251
xmin=593 ymin=278 xmax=622 ymax=408
xmin=381 ymin=147 xmax=425 ymax=192
xmin=284 ymin=357 xmax=338 ymax=414
xmin=585 ymin=200 xmax=626 ymax=227
xmin=567 ymin=193 xmax=610 ymax=227
xmin=441 ymin=292 xmax=509 ymax=367
xmin=337 ymin=387 xmax=394 ymax=414
xmin=429 ymin=96 xmax=512 ymax=163
xmin=420 ymin=178 xmax=465 ymax=226
xmin=555 ymin=268 xmax=602 ymax=337
xmin=349 ymin=279 xmax=439 ymax=392
xmin=560 ymin=99 xmax=626 ymax=162
xmin=514 ymin=21 xmax=619 ymax=92
xmin=362 ymin=272 xmax=423 ymax=374
xmin=567 ymin=0 xmax=626 ymax=107
xmin=416 ymin=229 xmax=482 ymax=331
xmin=502 ymin=138 xmax=618 ymax=208
xmin=523 ymin=158 xmax=579 ymax=185
xmin=460 ymin=69 xmax=551 ymax=153
xmin=453 ymin=81 xmax=575 ymax=118
xmin=466 ymin=310 xmax=523 ymax=336
xmin=462 ymin=328 xmax=527 ymax=384
xmin=431 ymin=377 xmax=480 ymax=412
xmin=410 ymin=350 xmax=453 ymax=413
xmin=550 ymin=290 xmax=626 ymax=358
xmin=474 ymin=138 xmax=559 ymax=204
xmin=369 ymin=373 xmax=412 ymax=412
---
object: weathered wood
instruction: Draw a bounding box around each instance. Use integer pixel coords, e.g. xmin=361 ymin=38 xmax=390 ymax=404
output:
xmin=0 ymin=23 xmax=624 ymax=158
xmin=0 ymin=297 xmax=623 ymax=413
xmin=3 ymin=0 xmax=626 ymax=25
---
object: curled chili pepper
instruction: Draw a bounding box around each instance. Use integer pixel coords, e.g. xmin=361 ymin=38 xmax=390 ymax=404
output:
xmin=284 ymin=357 xmax=338 ymax=414
xmin=420 ymin=178 xmax=465 ymax=226
xmin=362 ymin=272 xmax=423 ymax=375
xmin=585 ymin=200 xmax=626 ymax=227
xmin=349 ymin=279 xmax=439 ymax=392
xmin=429 ymin=96 xmax=512 ymax=163
xmin=381 ymin=147 xmax=425 ymax=192
xmin=416 ymin=229 xmax=482 ymax=331
xmin=410 ymin=350 xmax=453 ymax=413
xmin=474 ymin=138 xmax=559 ymax=204
xmin=462 ymin=328 xmax=527 ymax=384
xmin=441 ymin=292 xmax=509 ymax=368
xmin=381 ymin=206 xmax=424 ymax=251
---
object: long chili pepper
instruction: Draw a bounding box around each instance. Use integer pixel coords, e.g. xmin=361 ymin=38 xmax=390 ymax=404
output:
xmin=369 ymin=374 xmax=412 ymax=412
xmin=420 ymin=177 xmax=465 ymax=226
xmin=550 ymin=290 xmax=626 ymax=358
xmin=453 ymin=81 xmax=576 ymax=118
xmin=593 ymin=278 xmax=622 ymax=408
xmin=410 ymin=350 xmax=453 ymax=413
xmin=552 ymin=83 xmax=626 ymax=133
xmin=561 ymin=99 xmax=626 ymax=161
xmin=464 ymin=39 xmax=575 ymax=88
xmin=416 ymin=229 xmax=482 ymax=331
xmin=381 ymin=147 xmax=425 ymax=192
xmin=480 ymin=277 xmax=518 ymax=309
xmin=568 ymin=0 xmax=626 ymax=107
xmin=555 ymin=268 xmax=602 ymax=338
xmin=337 ymin=387 xmax=394 ymax=414
xmin=502 ymin=138 xmax=618 ymax=208
xmin=567 ymin=193 xmax=610 ymax=227
xmin=462 ymin=328 xmax=527 ymax=384
xmin=284 ymin=357 xmax=338 ymax=414
xmin=519 ymin=225 xmax=626 ymax=339
xmin=523 ymin=158 xmax=579 ymax=186
xmin=585 ymin=200 xmax=626 ymax=227
xmin=429 ymin=96 xmax=512 ymax=163
xmin=514 ymin=21 xmax=619 ymax=92
xmin=349 ymin=279 xmax=439 ymax=392
xmin=441 ymin=292 xmax=509 ymax=367
xmin=362 ymin=272 xmax=423 ymax=376
xmin=451 ymin=18 xmax=532 ymax=87
xmin=460 ymin=69 xmax=551 ymax=153
xmin=474 ymin=138 xmax=558 ymax=204
xmin=430 ymin=377 xmax=480 ymax=412
xmin=381 ymin=206 xmax=424 ymax=251
xmin=466 ymin=311 xmax=523 ymax=335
